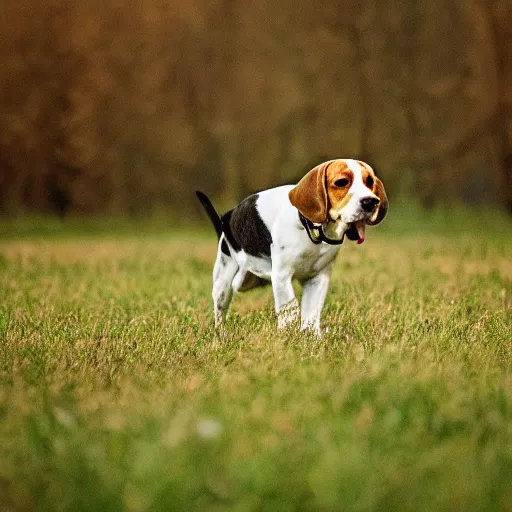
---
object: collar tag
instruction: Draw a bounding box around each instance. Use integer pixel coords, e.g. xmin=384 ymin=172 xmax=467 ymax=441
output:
xmin=298 ymin=212 xmax=344 ymax=246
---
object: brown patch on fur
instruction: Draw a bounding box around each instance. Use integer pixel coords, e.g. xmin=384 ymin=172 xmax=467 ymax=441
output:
xmin=337 ymin=192 xmax=353 ymax=211
xmin=325 ymin=161 xmax=354 ymax=213
xmin=368 ymin=177 xmax=389 ymax=225
xmin=288 ymin=161 xmax=330 ymax=223
xmin=362 ymin=168 xmax=371 ymax=188
xmin=358 ymin=162 xmax=377 ymax=193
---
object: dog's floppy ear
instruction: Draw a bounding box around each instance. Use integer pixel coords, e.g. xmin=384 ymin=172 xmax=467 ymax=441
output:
xmin=288 ymin=162 xmax=330 ymax=224
xmin=368 ymin=177 xmax=388 ymax=225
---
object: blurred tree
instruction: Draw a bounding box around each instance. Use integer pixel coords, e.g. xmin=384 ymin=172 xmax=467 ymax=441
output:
xmin=0 ymin=0 xmax=510 ymax=215
xmin=488 ymin=0 xmax=512 ymax=213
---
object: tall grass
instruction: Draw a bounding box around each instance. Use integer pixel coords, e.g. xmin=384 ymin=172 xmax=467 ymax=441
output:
xmin=0 ymin=205 xmax=511 ymax=511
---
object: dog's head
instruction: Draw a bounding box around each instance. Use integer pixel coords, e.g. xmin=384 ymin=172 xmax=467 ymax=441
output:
xmin=289 ymin=159 xmax=388 ymax=242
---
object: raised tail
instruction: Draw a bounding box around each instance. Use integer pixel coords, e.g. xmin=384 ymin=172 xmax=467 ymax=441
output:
xmin=195 ymin=191 xmax=223 ymax=240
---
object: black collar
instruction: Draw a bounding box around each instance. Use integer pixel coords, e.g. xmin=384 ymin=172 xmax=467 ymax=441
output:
xmin=298 ymin=212 xmax=345 ymax=245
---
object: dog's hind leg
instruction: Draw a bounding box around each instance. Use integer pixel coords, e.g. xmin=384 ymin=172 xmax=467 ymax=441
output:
xmin=212 ymin=238 xmax=238 ymax=327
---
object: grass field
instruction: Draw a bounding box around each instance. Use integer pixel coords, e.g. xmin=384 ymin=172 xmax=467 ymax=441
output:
xmin=0 ymin=204 xmax=511 ymax=511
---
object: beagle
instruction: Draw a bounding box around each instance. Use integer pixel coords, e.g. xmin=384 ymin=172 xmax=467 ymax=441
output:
xmin=196 ymin=159 xmax=388 ymax=335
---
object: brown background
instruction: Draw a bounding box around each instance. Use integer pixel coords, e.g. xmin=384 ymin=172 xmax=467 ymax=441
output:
xmin=1 ymin=0 xmax=511 ymax=216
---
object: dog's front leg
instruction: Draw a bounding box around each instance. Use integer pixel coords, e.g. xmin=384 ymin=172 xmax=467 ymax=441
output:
xmin=300 ymin=266 xmax=333 ymax=336
xmin=271 ymin=263 xmax=299 ymax=330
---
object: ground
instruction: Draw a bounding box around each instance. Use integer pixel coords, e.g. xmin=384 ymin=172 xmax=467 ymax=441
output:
xmin=0 ymin=204 xmax=511 ymax=511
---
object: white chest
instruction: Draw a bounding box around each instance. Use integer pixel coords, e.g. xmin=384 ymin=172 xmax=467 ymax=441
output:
xmin=285 ymin=243 xmax=340 ymax=280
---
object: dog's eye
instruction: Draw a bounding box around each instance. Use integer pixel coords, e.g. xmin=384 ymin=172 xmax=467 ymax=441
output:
xmin=334 ymin=178 xmax=349 ymax=188
xmin=366 ymin=176 xmax=374 ymax=188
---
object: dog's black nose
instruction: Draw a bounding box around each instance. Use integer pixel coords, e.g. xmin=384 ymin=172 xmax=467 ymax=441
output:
xmin=360 ymin=197 xmax=379 ymax=212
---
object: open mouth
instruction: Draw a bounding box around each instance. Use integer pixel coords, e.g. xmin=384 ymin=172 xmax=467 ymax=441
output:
xmin=345 ymin=220 xmax=366 ymax=244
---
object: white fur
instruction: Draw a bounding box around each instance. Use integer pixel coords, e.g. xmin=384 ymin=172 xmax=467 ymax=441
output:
xmin=211 ymin=161 xmax=379 ymax=336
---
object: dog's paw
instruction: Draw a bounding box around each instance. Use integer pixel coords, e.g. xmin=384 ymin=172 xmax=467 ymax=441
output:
xmin=213 ymin=319 xmax=229 ymax=341
xmin=300 ymin=322 xmax=326 ymax=338
xmin=277 ymin=298 xmax=300 ymax=330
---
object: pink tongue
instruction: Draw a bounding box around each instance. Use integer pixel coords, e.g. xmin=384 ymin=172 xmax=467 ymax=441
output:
xmin=355 ymin=220 xmax=366 ymax=244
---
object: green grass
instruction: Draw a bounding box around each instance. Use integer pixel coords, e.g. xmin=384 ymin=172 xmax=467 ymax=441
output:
xmin=0 ymin=205 xmax=511 ymax=511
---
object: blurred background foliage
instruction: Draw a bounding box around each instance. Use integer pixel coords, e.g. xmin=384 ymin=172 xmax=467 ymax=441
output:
xmin=0 ymin=0 xmax=511 ymax=217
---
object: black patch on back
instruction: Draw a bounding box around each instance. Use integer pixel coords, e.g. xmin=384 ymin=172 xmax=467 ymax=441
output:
xmin=220 ymin=240 xmax=231 ymax=256
xmin=221 ymin=194 xmax=272 ymax=257
xmin=221 ymin=238 xmax=230 ymax=255
xmin=220 ymin=210 xmax=240 ymax=252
